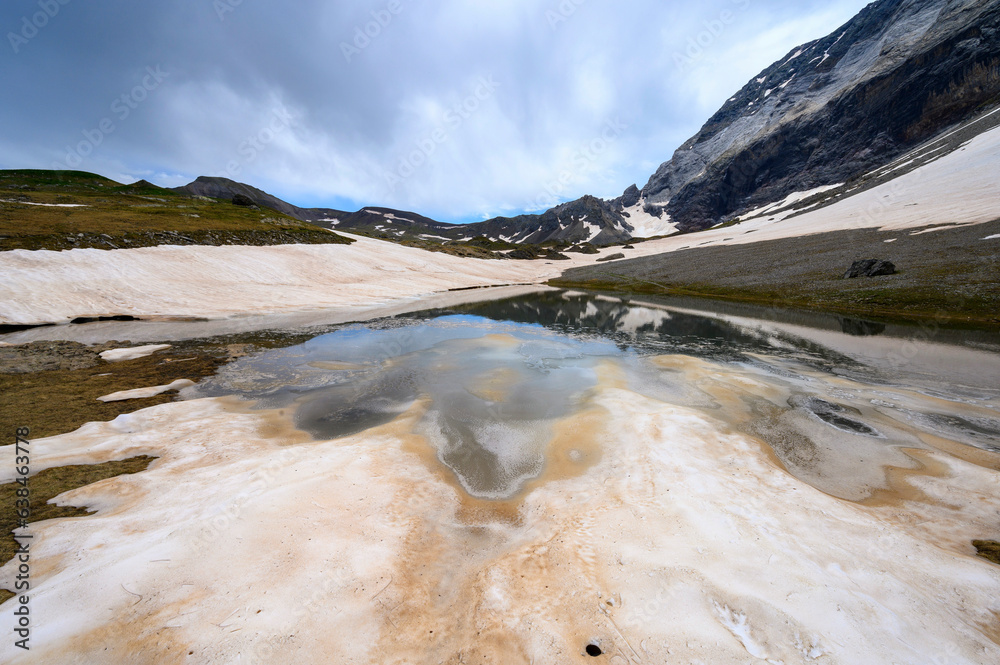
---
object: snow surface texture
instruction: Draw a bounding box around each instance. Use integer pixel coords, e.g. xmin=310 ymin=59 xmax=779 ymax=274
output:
xmin=0 ymin=235 xmax=581 ymax=325
xmin=97 ymin=379 xmax=195 ymax=402
xmin=0 ymin=233 xmax=672 ymax=326
xmin=0 ymin=350 xmax=997 ymax=664
xmin=620 ymin=199 xmax=678 ymax=238
xmin=99 ymin=344 xmax=172 ymax=362
xmin=1 ymin=200 xmax=87 ymax=208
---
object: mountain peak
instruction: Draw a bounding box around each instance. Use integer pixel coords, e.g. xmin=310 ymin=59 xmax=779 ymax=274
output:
xmin=642 ymin=0 xmax=1000 ymax=230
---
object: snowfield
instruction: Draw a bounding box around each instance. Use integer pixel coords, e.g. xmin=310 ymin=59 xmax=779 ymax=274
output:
xmin=1 ymin=124 xmax=999 ymax=327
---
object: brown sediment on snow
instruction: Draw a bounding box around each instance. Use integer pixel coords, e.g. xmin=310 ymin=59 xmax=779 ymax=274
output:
xmin=0 ymin=351 xmax=998 ymax=664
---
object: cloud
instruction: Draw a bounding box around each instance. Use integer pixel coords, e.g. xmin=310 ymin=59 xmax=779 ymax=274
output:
xmin=0 ymin=0 xmax=870 ymax=222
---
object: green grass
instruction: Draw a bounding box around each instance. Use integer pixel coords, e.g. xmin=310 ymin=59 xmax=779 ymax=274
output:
xmin=0 ymin=344 xmax=229 ymax=441
xmin=0 ymin=169 xmax=353 ymax=250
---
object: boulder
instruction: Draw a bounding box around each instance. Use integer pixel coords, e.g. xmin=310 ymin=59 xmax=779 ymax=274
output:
xmin=597 ymin=253 xmax=626 ymax=263
xmin=508 ymin=247 xmax=540 ymax=260
xmin=231 ymin=193 xmax=259 ymax=209
xmin=843 ymin=259 xmax=896 ymax=279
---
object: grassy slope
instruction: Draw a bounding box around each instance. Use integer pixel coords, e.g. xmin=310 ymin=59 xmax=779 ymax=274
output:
xmin=0 ymin=170 xmax=352 ymax=251
xmin=552 ymin=220 xmax=1000 ymax=329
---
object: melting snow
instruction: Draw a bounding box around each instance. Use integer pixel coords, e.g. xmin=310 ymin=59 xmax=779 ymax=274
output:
xmin=714 ymin=603 xmax=770 ymax=660
xmin=4 ymin=200 xmax=87 ymax=207
xmin=738 ymin=184 xmax=844 ymax=223
xmin=621 ymin=199 xmax=678 ymax=238
xmin=98 ymin=379 xmax=195 ymax=402
xmin=382 ymin=212 xmax=418 ymax=224
xmin=583 ymin=220 xmax=603 ymax=242
xmin=100 ymin=344 xmax=172 ymax=362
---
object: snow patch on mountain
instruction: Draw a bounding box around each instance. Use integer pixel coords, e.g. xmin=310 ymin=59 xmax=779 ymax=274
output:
xmin=737 ymin=184 xmax=844 ymax=223
xmin=621 ymin=200 xmax=678 ymax=238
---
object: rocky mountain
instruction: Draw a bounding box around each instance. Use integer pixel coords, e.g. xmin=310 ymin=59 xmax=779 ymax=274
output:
xmin=175 ymin=1 xmax=1000 ymax=246
xmin=172 ymin=176 xmax=324 ymax=221
xmin=461 ymin=196 xmax=635 ymax=245
xmin=171 ymin=177 xmax=659 ymax=246
xmin=174 ymin=177 xmax=461 ymax=242
xmin=638 ymin=0 xmax=1000 ymax=231
xmin=309 ymin=207 xmax=461 ymax=240
xmin=317 ymin=194 xmax=672 ymax=245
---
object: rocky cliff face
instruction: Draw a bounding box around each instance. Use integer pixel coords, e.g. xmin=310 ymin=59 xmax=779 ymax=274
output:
xmin=640 ymin=0 xmax=1000 ymax=231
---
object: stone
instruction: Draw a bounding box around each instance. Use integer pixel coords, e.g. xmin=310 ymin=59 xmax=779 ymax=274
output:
xmin=843 ymin=259 xmax=897 ymax=279
xmin=231 ymin=194 xmax=259 ymax=208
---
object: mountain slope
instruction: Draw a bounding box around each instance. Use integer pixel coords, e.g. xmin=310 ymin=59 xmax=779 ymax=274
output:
xmin=173 ymin=0 xmax=1000 ymax=247
xmin=174 ymin=177 xmax=468 ymax=242
xmin=173 ymin=176 xmax=323 ymax=221
xmin=640 ymin=0 xmax=1000 ymax=231
xmin=552 ymin=116 xmax=1000 ymax=326
xmin=0 ymin=170 xmax=352 ymax=252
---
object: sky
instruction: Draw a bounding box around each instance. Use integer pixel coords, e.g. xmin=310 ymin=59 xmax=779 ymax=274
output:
xmin=1 ymin=0 xmax=871 ymax=223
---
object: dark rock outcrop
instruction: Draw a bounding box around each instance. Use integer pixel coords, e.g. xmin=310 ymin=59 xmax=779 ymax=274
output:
xmin=597 ymin=253 xmax=626 ymax=263
xmin=619 ymin=184 xmax=641 ymax=208
xmin=231 ymin=193 xmax=258 ymax=208
xmin=844 ymin=259 xmax=897 ymax=278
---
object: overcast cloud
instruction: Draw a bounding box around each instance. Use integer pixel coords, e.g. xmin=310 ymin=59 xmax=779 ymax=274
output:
xmin=1 ymin=0 xmax=870 ymax=222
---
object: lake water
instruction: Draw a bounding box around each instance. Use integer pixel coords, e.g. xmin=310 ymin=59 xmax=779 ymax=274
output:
xmin=193 ymin=290 xmax=1000 ymax=503
xmin=9 ymin=288 xmax=1000 ymax=664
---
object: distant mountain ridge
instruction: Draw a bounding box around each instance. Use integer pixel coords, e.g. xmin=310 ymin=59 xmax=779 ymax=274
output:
xmin=174 ymin=0 xmax=1000 ymax=243
xmin=173 ymin=177 xmax=670 ymax=246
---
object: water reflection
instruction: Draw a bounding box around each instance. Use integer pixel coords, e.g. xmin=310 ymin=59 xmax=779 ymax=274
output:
xmin=200 ymin=316 xmax=617 ymax=498
xmin=194 ymin=291 xmax=1000 ymax=502
xmin=410 ymin=290 xmax=861 ymax=369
